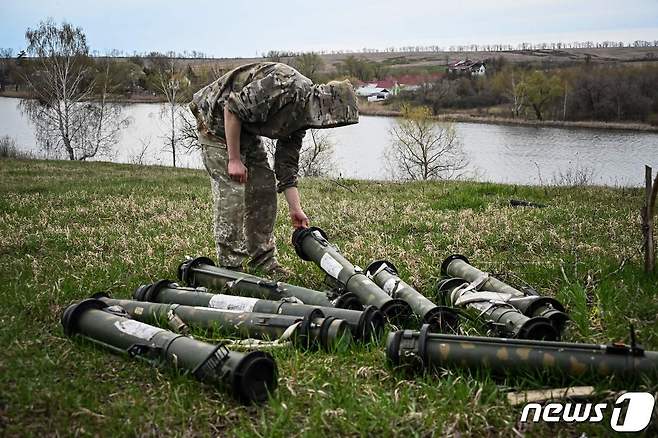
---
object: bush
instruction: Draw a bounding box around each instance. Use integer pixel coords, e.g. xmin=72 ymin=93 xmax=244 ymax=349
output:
xmin=648 ymin=113 xmax=658 ymax=127
xmin=0 ymin=136 xmax=33 ymax=159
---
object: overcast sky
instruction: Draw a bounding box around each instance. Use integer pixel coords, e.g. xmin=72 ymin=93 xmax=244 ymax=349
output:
xmin=1 ymin=0 xmax=657 ymax=57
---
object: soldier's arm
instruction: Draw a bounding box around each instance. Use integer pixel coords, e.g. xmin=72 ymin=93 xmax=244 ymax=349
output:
xmin=275 ymin=130 xmax=309 ymax=229
xmin=284 ymin=187 xmax=309 ymax=229
xmin=224 ymin=106 xmax=248 ymax=183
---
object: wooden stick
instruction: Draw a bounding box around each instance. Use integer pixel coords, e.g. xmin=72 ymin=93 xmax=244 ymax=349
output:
xmin=643 ymin=166 xmax=657 ymax=273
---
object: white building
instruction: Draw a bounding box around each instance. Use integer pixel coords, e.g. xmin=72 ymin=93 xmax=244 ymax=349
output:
xmin=355 ymin=85 xmax=391 ymax=101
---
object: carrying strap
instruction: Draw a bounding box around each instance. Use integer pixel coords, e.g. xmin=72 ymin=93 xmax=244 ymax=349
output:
xmin=451 ymin=280 xmax=517 ymax=319
xmin=460 ymin=272 xmax=490 ymax=292
xmin=368 ymin=262 xmax=402 ymax=298
xmin=220 ymin=321 xmax=301 ymax=349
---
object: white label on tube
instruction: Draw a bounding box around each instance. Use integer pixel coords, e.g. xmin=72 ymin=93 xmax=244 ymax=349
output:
xmin=208 ymin=294 xmax=258 ymax=312
xmin=114 ymin=320 xmax=164 ymax=341
xmin=320 ymin=253 xmax=343 ymax=279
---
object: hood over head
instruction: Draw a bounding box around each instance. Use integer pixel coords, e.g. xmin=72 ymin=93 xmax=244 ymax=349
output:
xmin=306 ymin=80 xmax=359 ymax=129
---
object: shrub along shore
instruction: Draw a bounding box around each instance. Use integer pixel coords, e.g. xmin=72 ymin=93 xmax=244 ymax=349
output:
xmin=1 ymin=158 xmax=656 ymax=436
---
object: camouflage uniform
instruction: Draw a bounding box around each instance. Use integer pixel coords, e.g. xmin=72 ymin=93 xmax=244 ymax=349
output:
xmin=190 ymin=62 xmax=358 ymax=270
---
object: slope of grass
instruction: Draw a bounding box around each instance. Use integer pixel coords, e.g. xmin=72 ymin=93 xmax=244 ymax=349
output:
xmin=1 ymin=159 xmax=656 ymax=436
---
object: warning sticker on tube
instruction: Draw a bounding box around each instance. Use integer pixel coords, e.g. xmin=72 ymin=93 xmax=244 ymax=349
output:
xmin=114 ymin=320 xmax=164 ymax=341
xmin=208 ymin=294 xmax=258 ymax=312
xmin=320 ymin=253 xmax=343 ymax=279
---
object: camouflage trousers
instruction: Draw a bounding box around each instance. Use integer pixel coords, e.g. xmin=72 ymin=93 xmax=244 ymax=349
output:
xmin=199 ymin=132 xmax=278 ymax=270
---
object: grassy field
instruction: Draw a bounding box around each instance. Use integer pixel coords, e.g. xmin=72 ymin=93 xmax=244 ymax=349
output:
xmin=1 ymin=158 xmax=657 ymax=436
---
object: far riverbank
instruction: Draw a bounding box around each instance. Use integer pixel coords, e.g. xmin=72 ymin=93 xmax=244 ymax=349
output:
xmin=358 ymin=102 xmax=658 ymax=133
xmin=3 ymin=91 xmax=658 ymax=133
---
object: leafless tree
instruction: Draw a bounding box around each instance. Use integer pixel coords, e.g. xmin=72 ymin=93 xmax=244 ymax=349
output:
xmin=151 ymin=53 xmax=190 ymax=167
xmin=298 ymin=130 xmax=335 ymax=177
xmin=178 ymin=107 xmax=200 ymax=153
xmin=19 ymin=19 xmax=128 ymax=160
xmin=386 ymin=106 xmax=468 ymax=180
xmin=263 ymin=130 xmax=335 ymax=177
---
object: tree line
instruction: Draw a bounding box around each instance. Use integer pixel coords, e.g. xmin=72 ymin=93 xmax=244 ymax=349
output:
xmin=400 ymin=60 xmax=658 ymax=124
xmin=264 ymin=39 xmax=658 ymax=55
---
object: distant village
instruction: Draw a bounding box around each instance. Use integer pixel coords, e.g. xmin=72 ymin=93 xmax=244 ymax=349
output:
xmin=356 ymin=59 xmax=486 ymax=101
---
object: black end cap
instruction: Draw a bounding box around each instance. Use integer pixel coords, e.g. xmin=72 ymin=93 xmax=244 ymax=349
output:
xmin=435 ymin=277 xmax=468 ymax=306
xmin=545 ymin=310 xmax=570 ymax=334
xmin=231 ymin=351 xmax=279 ymax=404
xmin=291 ymin=226 xmax=327 ymax=261
xmin=298 ymin=308 xmax=325 ymax=349
xmin=133 ymin=279 xmax=175 ymax=302
xmin=422 ymin=306 xmax=460 ymax=333
xmin=417 ymin=324 xmax=430 ymax=363
xmin=385 ymin=330 xmax=403 ymax=366
xmin=365 ymin=259 xmax=398 ymax=277
xmin=333 ymin=292 xmax=364 ymax=310
xmin=518 ymin=317 xmax=558 ymax=341
xmin=318 ymin=316 xmax=336 ymax=350
xmin=440 ymin=254 xmax=470 ymax=276
xmin=380 ymin=299 xmax=413 ymax=327
xmin=177 ymin=257 xmax=216 ymax=286
xmin=357 ymin=305 xmax=385 ymax=341
xmin=61 ymin=298 xmax=108 ymax=337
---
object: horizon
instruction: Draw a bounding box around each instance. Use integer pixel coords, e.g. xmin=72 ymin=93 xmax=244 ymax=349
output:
xmin=1 ymin=1 xmax=657 ymax=58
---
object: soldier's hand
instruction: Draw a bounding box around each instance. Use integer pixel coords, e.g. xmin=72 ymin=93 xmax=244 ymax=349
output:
xmin=290 ymin=208 xmax=309 ymax=229
xmin=228 ymin=159 xmax=248 ymax=183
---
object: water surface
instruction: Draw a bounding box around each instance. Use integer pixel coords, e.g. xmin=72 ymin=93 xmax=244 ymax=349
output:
xmin=2 ymin=97 xmax=657 ymax=186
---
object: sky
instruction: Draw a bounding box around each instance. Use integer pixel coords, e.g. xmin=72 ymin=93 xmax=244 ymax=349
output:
xmin=1 ymin=0 xmax=657 ymax=57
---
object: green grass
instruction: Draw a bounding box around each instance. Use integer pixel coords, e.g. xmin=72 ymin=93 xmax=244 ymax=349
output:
xmin=1 ymin=158 xmax=657 ymax=436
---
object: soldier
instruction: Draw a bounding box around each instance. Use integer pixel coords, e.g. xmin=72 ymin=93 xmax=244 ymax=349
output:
xmin=190 ymin=62 xmax=358 ymax=275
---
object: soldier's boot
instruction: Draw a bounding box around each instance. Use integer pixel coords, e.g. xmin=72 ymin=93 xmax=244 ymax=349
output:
xmin=259 ymin=260 xmax=293 ymax=281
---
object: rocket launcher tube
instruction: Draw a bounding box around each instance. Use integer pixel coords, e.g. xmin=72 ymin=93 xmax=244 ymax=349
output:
xmin=292 ymin=227 xmax=412 ymax=325
xmin=387 ymin=324 xmax=658 ymax=379
xmin=134 ymin=280 xmax=384 ymax=341
xmin=437 ymin=278 xmax=558 ymax=340
xmin=365 ymin=260 xmax=459 ymax=332
xmin=96 ymin=296 xmax=351 ymax=351
xmin=61 ymin=298 xmax=278 ymax=404
xmin=441 ymin=254 xmax=568 ymax=333
xmin=178 ymin=257 xmax=362 ymax=310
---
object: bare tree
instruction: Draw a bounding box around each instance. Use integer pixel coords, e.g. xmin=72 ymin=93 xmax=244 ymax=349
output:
xmin=150 ymin=53 xmax=190 ymax=167
xmin=386 ymin=105 xmax=468 ymax=180
xmin=263 ymin=130 xmax=335 ymax=177
xmin=19 ymin=19 xmax=128 ymax=160
xmin=178 ymin=106 xmax=200 ymax=153
xmin=299 ymin=130 xmax=335 ymax=177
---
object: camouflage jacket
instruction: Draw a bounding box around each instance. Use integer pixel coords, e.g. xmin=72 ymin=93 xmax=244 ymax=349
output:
xmin=190 ymin=62 xmax=312 ymax=193
xmin=190 ymin=62 xmax=358 ymax=193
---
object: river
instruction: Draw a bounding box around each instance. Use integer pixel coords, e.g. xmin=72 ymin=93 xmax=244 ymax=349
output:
xmin=1 ymin=97 xmax=657 ymax=186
